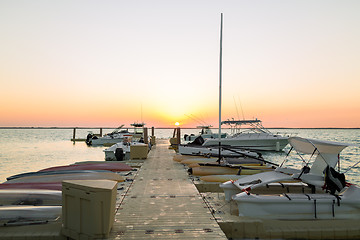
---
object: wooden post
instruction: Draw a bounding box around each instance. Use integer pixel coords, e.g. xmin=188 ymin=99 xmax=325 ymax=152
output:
xmin=173 ymin=128 xmax=176 ymax=138
xmin=73 ymin=128 xmax=76 ymax=141
xmin=100 ymin=128 xmax=103 ymax=137
xmin=176 ymin=127 xmax=181 ymax=146
xmin=151 ymin=127 xmax=155 ymax=136
xmin=143 ymin=127 xmax=148 ymax=144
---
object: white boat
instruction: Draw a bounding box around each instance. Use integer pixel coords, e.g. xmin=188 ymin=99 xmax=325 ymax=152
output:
xmin=104 ymin=139 xmax=149 ymax=161
xmin=178 ymin=142 xmax=262 ymax=159
xmin=220 ymin=136 xmax=351 ymax=201
xmin=86 ymin=123 xmax=145 ymax=146
xmin=233 ymin=184 xmax=360 ymax=220
xmin=184 ymin=125 xmax=227 ymax=141
xmin=201 ymin=119 xmax=289 ymax=151
xmin=230 ymin=137 xmax=360 ymax=220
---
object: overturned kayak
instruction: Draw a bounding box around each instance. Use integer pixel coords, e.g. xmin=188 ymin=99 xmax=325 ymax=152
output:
xmin=7 ymin=170 xmax=112 ymax=181
xmin=0 ymin=189 xmax=62 ymax=206
xmin=5 ymin=172 xmax=124 ymax=184
xmin=38 ymin=162 xmax=132 ymax=172
xmin=0 ymin=182 xmax=62 ymax=191
xmin=0 ymin=205 xmax=62 ymax=224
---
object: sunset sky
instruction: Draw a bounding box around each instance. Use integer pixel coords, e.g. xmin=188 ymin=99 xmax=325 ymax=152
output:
xmin=1 ymin=1 xmax=359 ymax=128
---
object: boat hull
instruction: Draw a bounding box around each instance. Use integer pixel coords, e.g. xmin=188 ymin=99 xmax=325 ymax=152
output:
xmin=232 ymin=185 xmax=360 ymax=220
xmin=202 ymin=136 xmax=289 ymax=151
xmin=38 ymin=162 xmax=132 ymax=172
xmin=0 ymin=189 xmax=62 ymax=206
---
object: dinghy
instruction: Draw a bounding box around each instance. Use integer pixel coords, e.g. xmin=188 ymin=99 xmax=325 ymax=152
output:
xmin=103 ymin=140 xmax=148 ymax=161
xmin=231 ymin=137 xmax=360 ymax=220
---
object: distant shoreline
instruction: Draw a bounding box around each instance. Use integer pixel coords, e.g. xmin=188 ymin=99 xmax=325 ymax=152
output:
xmin=0 ymin=127 xmax=359 ymax=130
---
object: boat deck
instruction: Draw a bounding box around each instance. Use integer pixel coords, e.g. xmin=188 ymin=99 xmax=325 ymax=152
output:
xmin=109 ymin=139 xmax=227 ymax=239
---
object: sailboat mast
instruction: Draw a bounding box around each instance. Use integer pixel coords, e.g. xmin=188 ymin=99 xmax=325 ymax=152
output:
xmin=218 ymin=13 xmax=223 ymax=161
xmin=218 ymin=13 xmax=223 ymax=144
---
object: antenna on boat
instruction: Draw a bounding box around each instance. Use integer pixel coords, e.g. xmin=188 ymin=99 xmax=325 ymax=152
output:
xmin=218 ymin=13 xmax=223 ymax=162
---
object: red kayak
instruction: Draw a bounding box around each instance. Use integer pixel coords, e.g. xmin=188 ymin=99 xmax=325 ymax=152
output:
xmin=38 ymin=162 xmax=132 ymax=172
xmin=0 ymin=182 xmax=62 ymax=191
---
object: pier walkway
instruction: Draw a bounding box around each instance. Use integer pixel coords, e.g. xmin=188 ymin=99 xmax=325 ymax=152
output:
xmin=109 ymin=139 xmax=227 ymax=239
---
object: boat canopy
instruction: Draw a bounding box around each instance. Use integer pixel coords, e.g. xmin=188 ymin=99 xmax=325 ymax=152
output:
xmin=289 ymin=137 xmax=356 ymax=175
xmin=288 ymin=137 xmax=354 ymax=155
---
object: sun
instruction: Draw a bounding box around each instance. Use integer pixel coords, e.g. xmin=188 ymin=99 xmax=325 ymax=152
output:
xmin=175 ymin=122 xmax=180 ymax=126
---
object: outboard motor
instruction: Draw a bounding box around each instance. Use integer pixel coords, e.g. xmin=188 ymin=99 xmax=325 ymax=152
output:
xmin=188 ymin=136 xmax=205 ymax=146
xmin=115 ymin=148 xmax=124 ymax=161
xmin=85 ymin=133 xmax=93 ymax=145
xmin=324 ymin=166 xmax=346 ymax=195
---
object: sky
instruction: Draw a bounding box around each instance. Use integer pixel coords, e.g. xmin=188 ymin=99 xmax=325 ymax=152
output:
xmin=0 ymin=0 xmax=359 ymax=128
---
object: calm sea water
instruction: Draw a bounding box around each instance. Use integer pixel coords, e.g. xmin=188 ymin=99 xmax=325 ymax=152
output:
xmin=0 ymin=128 xmax=359 ymax=184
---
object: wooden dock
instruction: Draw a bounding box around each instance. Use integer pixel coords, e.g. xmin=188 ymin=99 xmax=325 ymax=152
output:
xmin=109 ymin=139 xmax=227 ymax=239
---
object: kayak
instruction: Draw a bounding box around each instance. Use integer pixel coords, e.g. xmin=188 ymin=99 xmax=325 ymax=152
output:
xmin=200 ymin=174 xmax=246 ymax=183
xmin=38 ymin=162 xmax=132 ymax=172
xmin=0 ymin=189 xmax=62 ymax=206
xmin=189 ymin=165 xmax=272 ymax=176
xmin=5 ymin=172 xmax=124 ymax=184
xmin=0 ymin=205 xmax=62 ymax=224
xmin=181 ymin=157 xmax=264 ymax=166
xmin=0 ymin=182 xmax=62 ymax=191
xmin=7 ymin=170 xmax=112 ymax=181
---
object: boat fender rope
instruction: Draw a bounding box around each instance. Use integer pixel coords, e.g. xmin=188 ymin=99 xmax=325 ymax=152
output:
xmin=332 ymin=199 xmax=335 ymax=218
xmin=314 ymin=199 xmax=317 ymax=219
xmin=284 ymin=193 xmax=291 ymax=200
xmin=279 ymin=182 xmax=285 ymax=188
xmin=304 ymin=194 xmax=311 ymax=200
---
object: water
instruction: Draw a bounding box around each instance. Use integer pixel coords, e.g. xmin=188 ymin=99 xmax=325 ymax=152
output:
xmin=0 ymin=128 xmax=359 ymax=184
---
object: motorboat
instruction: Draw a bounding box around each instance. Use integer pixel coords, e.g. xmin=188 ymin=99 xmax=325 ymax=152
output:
xmin=201 ymin=119 xmax=289 ymax=151
xmin=103 ymin=138 xmax=149 ymax=161
xmin=86 ymin=123 xmax=145 ymax=146
xmin=184 ymin=125 xmax=227 ymax=141
xmin=178 ymin=136 xmax=263 ymax=159
xmin=229 ymin=137 xmax=360 ymax=220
